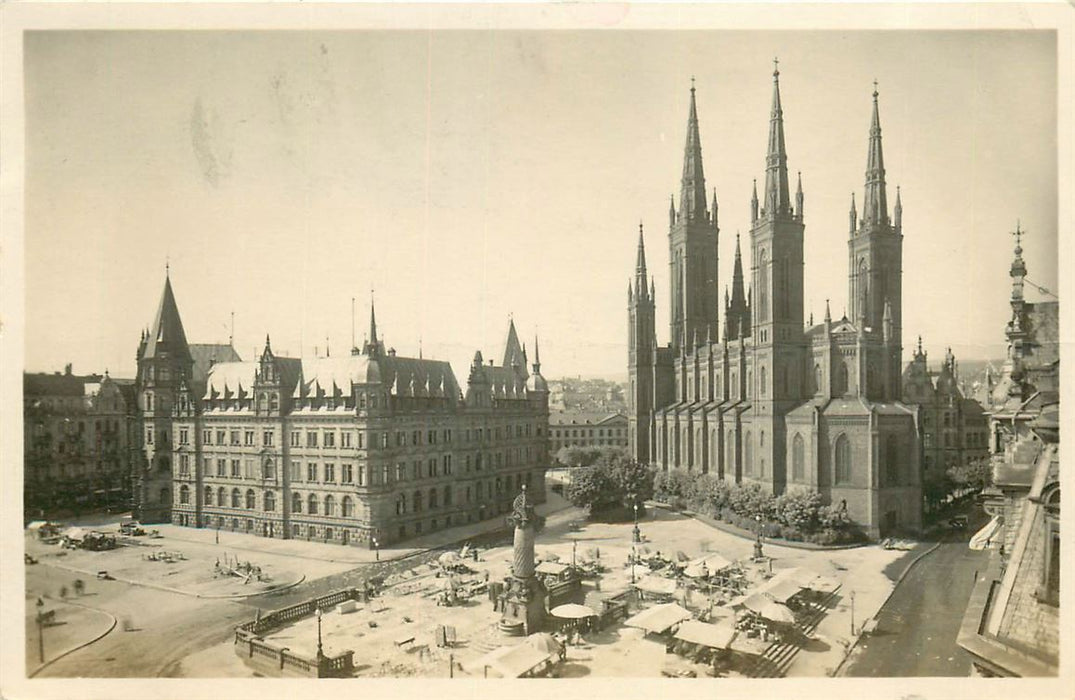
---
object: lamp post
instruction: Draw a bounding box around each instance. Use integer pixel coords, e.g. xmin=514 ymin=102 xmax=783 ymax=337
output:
xmin=754 ymin=514 xmax=764 ymax=561
xmin=316 ymin=607 xmax=324 ymax=661
xmin=35 ymin=598 xmax=45 ymax=664
xmin=571 ymin=539 xmax=577 ymax=569
xmin=849 ymin=590 xmax=856 ymax=636
xmin=632 ymin=498 xmax=641 ymax=543
xmin=372 ymin=535 xmax=380 ymax=562
xmin=630 ymin=545 xmax=636 ymax=584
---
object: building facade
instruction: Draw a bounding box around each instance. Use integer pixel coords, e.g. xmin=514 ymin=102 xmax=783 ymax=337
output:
xmin=628 ymin=67 xmax=921 ymax=538
xmin=134 ymin=276 xmax=550 ymax=545
xmin=550 ymin=412 xmax=628 ymax=453
xmin=901 ymin=340 xmax=990 ymax=510
xmin=958 ymin=234 xmax=1059 ymax=676
xmin=23 ymin=366 xmax=137 ymax=517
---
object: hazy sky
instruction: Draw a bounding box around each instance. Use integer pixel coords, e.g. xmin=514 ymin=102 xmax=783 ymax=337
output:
xmin=25 ymin=30 xmax=1057 ymax=380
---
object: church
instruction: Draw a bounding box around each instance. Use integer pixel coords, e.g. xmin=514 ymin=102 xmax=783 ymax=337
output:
xmin=628 ymin=65 xmax=922 ymax=538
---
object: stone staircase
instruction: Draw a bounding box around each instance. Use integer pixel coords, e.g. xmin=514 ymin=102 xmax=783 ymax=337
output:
xmin=744 ymin=587 xmax=841 ymax=678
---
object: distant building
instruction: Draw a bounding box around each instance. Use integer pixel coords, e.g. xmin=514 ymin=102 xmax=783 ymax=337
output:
xmin=901 ymin=341 xmax=990 ymax=510
xmin=23 ymin=365 xmax=137 ymax=516
xmin=134 ymin=273 xmax=550 ymax=546
xmin=547 ymin=378 xmax=626 ymax=413
xmin=550 ymin=412 xmax=628 ymax=454
xmin=958 ymin=231 xmax=1059 ymax=676
xmin=628 ymin=69 xmax=920 ymax=538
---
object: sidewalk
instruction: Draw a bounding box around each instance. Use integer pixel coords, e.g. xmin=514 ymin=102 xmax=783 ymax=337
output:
xmin=25 ymin=597 xmax=117 ymax=677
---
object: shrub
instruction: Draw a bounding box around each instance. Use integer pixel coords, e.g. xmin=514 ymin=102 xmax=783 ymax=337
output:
xmin=762 ymin=523 xmax=783 ymax=539
xmin=783 ymin=525 xmax=804 ymax=542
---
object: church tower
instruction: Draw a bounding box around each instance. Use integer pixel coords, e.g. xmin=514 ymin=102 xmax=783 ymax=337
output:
xmin=668 ymin=83 xmax=720 ymax=354
xmin=628 ymin=224 xmax=656 ymax=461
xmin=135 ymin=272 xmax=194 ymax=523
xmin=747 ymin=61 xmax=807 ymax=493
xmin=847 ymin=85 xmax=903 ymax=399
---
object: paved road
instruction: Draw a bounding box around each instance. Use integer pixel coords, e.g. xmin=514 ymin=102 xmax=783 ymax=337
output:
xmin=842 ymin=528 xmax=988 ymax=677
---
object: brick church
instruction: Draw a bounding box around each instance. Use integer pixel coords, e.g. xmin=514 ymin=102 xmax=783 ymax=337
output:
xmin=628 ymin=65 xmax=922 ymax=537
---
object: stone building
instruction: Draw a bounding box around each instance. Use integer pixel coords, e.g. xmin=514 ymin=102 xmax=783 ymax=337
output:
xmin=958 ymin=233 xmax=1059 ymax=676
xmin=628 ymin=66 xmax=921 ymax=538
xmin=23 ymin=366 xmax=136 ymax=516
xmin=134 ymin=274 xmax=550 ymax=545
xmin=549 ymin=412 xmax=629 ymax=453
xmin=901 ymin=340 xmax=990 ymax=511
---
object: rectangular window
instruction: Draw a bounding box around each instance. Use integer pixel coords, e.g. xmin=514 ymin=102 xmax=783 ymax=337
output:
xmin=245 ymin=459 xmax=255 ymax=479
xmin=443 ymin=455 xmax=452 ymax=475
xmin=179 ymin=454 xmax=190 ymax=476
xmin=396 ymin=463 xmax=406 ymax=482
xmin=357 ymin=432 xmax=364 ymax=449
xmin=263 ymin=431 xmax=274 ymax=447
xmin=429 ymin=430 xmax=437 ymax=445
xmin=179 ymin=429 xmax=189 ymax=445
xmin=324 ymin=463 xmax=335 ymax=482
xmin=307 ymin=432 xmax=318 ymax=448
xmin=357 ymin=466 xmax=365 ymax=486
xmin=341 ymin=463 xmax=353 ymax=483
xmin=216 ymin=430 xmax=226 ymax=445
xmin=291 ymin=431 xmax=301 ymax=447
xmin=381 ymin=465 xmax=390 ymax=484
xmin=230 ymin=430 xmax=240 ymax=446
xmin=381 ymin=433 xmax=389 ymax=448
xmin=324 ymin=431 xmax=335 ymax=448
xmin=231 ymin=459 xmax=241 ymax=478
xmin=217 ymin=459 xmax=226 ymax=477
xmin=341 ymin=431 xmax=352 ymax=448
xmin=245 ymin=430 xmax=255 ymax=446
xmin=203 ymin=429 xmax=212 ymax=445
xmin=290 ymin=461 xmax=302 ymax=482
xmin=146 ymin=428 xmax=154 ymax=445
xmin=307 ymin=463 xmax=318 ymax=482
xmin=412 ymin=462 xmax=421 ymax=480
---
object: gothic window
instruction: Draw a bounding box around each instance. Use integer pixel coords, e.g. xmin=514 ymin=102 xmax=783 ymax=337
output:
xmin=292 ymin=492 xmax=302 ymax=513
xmin=747 ymin=371 xmax=753 ymax=398
xmin=760 ymin=366 xmax=767 ymax=397
xmin=727 ymin=433 xmax=735 ymax=474
xmin=814 ymin=364 xmax=822 ymax=395
xmin=758 ymin=249 xmax=769 ymax=322
xmin=792 ymin=434 xmax=805 ymax=481
xmin=834 ymin=434 xmax=852 ymax=484
xmin=835 ymin=362 xmax=850 ymax=396
xmin=857 ymin=259 xmax=869 ymax=322
xmin=744 ymin=432 xmax=753 ymax=476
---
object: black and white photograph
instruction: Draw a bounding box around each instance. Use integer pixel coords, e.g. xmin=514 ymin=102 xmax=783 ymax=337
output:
xmin=1 ymin=4 xmax=1070 ymax=699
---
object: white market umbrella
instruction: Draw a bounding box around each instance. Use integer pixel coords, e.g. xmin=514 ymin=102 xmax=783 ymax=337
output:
xmin=550 ymin=603 xmax=596 ymax=619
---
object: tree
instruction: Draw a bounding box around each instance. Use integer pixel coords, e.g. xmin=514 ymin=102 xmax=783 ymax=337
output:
xmin=565 ymin=465 xmax=619 ymax=513
xmin=946 ymin=458 xmax=991 ymax=493
xmin=555 ymin=445 xmax=604 ymax=469
xmin=566 ymin=453 xmax=654 ymax=516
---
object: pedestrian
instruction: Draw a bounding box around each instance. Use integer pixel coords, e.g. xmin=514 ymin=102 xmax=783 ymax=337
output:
xmin=73 ymin=579 xmax=84 ymax=596
xmin=59 ymin=585 xmax=68 ymax=600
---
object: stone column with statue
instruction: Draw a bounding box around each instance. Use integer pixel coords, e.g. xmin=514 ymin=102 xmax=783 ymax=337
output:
xmin=500 ymin=485 xmax=546 ymax=636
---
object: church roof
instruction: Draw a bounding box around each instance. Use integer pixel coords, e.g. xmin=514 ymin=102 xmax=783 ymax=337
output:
xmin=142 ymin=276 xmax=191 ymax=361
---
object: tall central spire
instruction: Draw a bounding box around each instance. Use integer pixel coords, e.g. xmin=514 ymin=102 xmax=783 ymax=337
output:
xmin=763 ymin=59 xmax=791 ymax=219
xmin=679 ymin=79 xmax=708 ymax=224
xmin=635 ymin=222 xmax=649 ymax=299
xmin=862 ymin=82 xmax=889 ymax=228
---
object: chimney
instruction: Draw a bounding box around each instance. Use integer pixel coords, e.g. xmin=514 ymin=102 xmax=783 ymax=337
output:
xmin=65 ymin=363 xmax=73 ymax=376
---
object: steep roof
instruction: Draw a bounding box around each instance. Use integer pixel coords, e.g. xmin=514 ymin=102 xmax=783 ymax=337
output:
xmin=142 ymin=276 xmax=191 ymax=361
xmin=550 ymin=412 xmax=626 ymax=427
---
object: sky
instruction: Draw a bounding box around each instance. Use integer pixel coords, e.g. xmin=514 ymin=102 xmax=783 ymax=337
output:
xmin=24 ymin=29 xmax=1058 ymax=381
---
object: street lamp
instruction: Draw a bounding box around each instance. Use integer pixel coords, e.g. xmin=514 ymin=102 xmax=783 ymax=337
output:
xmin=316 ymin=607 xmax=324 ymax=660
xmin=632 ymin=498 xmax=641 ymax=543
xmin=35 ymin=598 xmax=45 ymax=664
xmin=754 ymin=514 xmax=764 ymax=561
xmin=630 ymin=545 xmax=637 ymax=584
xmin=849 ymin=590 xmax=856 ymax=636
xmin=372 ymin=536 xmax=380 ymax=562
xmin=571 ymin=539 xmax=577 ymax=569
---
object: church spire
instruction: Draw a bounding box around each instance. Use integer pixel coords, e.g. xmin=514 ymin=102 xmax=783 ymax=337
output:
xmin=142 ymin=274 xmax=191 ymax=361
xmin=635 ymin=222 xmax=648 ymax=299
xmin=862 ymin=81 xmax=889 ymax=229
xmin=894 ymin=185 xmax=903 ymax=232
xmin=679 ymin=80 xmax=708 ymax=224
xmin=762 ymin=59 xmax=791 ymax=220
xmin=795 ymin=171 xmax=804 ymax=220
xmin=364 ymin=295 xmax=384 ymax=357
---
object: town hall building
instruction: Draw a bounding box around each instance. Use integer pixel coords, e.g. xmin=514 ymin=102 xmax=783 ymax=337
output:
xmin=628 ymin=65 xmax=922 ymax=537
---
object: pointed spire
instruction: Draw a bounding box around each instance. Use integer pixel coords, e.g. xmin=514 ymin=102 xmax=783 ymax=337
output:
xmin=503 ymin=318 xmax=524 ymax=368
xmin=862 ymin=81 xmax=889 ymax=228
xmin=824 ymin=298 xmax=832 ymax=323
xmin=369 ymin=296 xmax=379 ymax=346
xmin=711 ymin=188 xmax=719 ymax=228
xmin=795 ymin=171 xmax=804 ymax=220
xmin=264 ymin=333 xmax=272 ymax=353
xmin=894 ymin=185 xmax=903 ymax=231
xmin=750 ymin=179 xmax=759 ymax=223
xmin=679 ymin=81 xmax=708 ymax=224
xmin=849 ymin=192 xmax=857 ymax=234
xmin=634 ymin=222 xmax=649 ymax=301
xmin=649 ymin=276 xmax=656 ymax=301
xmin=142 ymin=275 xmax=191 ymax=361
xmin=762 ymin=58 xmax=791 ymax=220
xmin=669 ymin=194 xmax=676 ymax=228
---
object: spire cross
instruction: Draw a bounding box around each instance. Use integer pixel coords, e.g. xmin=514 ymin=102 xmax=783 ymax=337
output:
xmin=873 ymin=78 xmax=879 ymax=97
xmin=773 ymin=57 xmax=779 ymax=77
xmin=690 ymin=75 xmax=696 ymax=92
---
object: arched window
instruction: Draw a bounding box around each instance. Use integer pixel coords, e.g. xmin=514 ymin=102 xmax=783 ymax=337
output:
xmin=179 ymin=485 xmax=190 ymax=504
xmin=324 ymin=495 xmax=335 ymax=516
xmin=834 ymin=434 xmax=852 ymax=484
xmin=760 ymin=366 xmax=767 ymax=396
xmin=231 ymin=488 xmax=241 ymax=508
xmin=758 ymin=249 xmax=769 ymax=322
xmin=342 ymin=496 xmax=354 ymax=517
xmin=263 ymin=459 xmax=275 ymax=479
xmin=792 ymin=434 xmax=805 ymax=481
xmin=396 ymin=493 xmax=407 ymax=515
xmin=269 ymin=394 xmax=279 ymax=411
xmin=726 ymin=433 xmax=735 ymax=474
xmin=814 ymin=365 xmax=822 ymax=394
xmin=264 ymin=491 xmax=275 ymax=512
xmin=292 ymin=492 xmax=302 ymax=513
xmin=218 ymin=487 xmax=227 ymax=507
xmin=308 ymin=493 xmax=318 ymax=514
xmin=744 ymin=432 xmax=753 ymax=476
xmin=413 ymin=490 xmax=423 ymax=512
xmin=835 ymin=362 xmax=849 ymax=396
xmin=245 ymin=489 xmax=256 ymax=509
xmin=747 ymin=371 xmax=753 ymax=398
xmin=204 ymin=486 xmax=213 ymax=505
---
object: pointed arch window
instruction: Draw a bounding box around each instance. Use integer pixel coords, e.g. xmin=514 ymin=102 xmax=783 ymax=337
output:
xmin=324 ymin=495 xmax=336 ymax=516
xmin=758 ymin=249 xmax=769 ymax=322
xmin=308 ymin=493 xmax=318 ymax=514
xmin=792 ymin=434 xmax=805 ymax=481
xmin=835 ymin=362 xmax=850 ymax=396
xmin=835 ymin=434 xmax=852 ymax=484
xmin=814 ymin=364 xmax=822 ymax=394
xmin=231 ymin=488 xmax=241 ymax=508
xmin=744 ymin=431 xmax=753 ymax=476
xmin=760 ymin=366 xmax=767 ymax=397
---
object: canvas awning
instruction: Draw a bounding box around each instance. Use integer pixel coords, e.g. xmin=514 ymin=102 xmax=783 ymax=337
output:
xmin=761 ymin=578 xmax=807 ymax=603
xmin=674 ymin=620 xmax=736 ymax=650
xmin=536 ymin=561 xmax=570 ymax=576
xmin=969 ymin=515 xmax=1003 ymax=551
xmin=624 ymin=602 xmax=692 ymax=634
xmin=730 ymin=592 xmax=775 ymax=613
xmin=465 ymin=643 xmax=555 ymax=678
xmin=685 ymin=553 xmax=733 ymax=575
xmin=62 ymin=527 xmax=87 ymax=541
xmin=634 ymin=575 xmax=678 ymax=596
